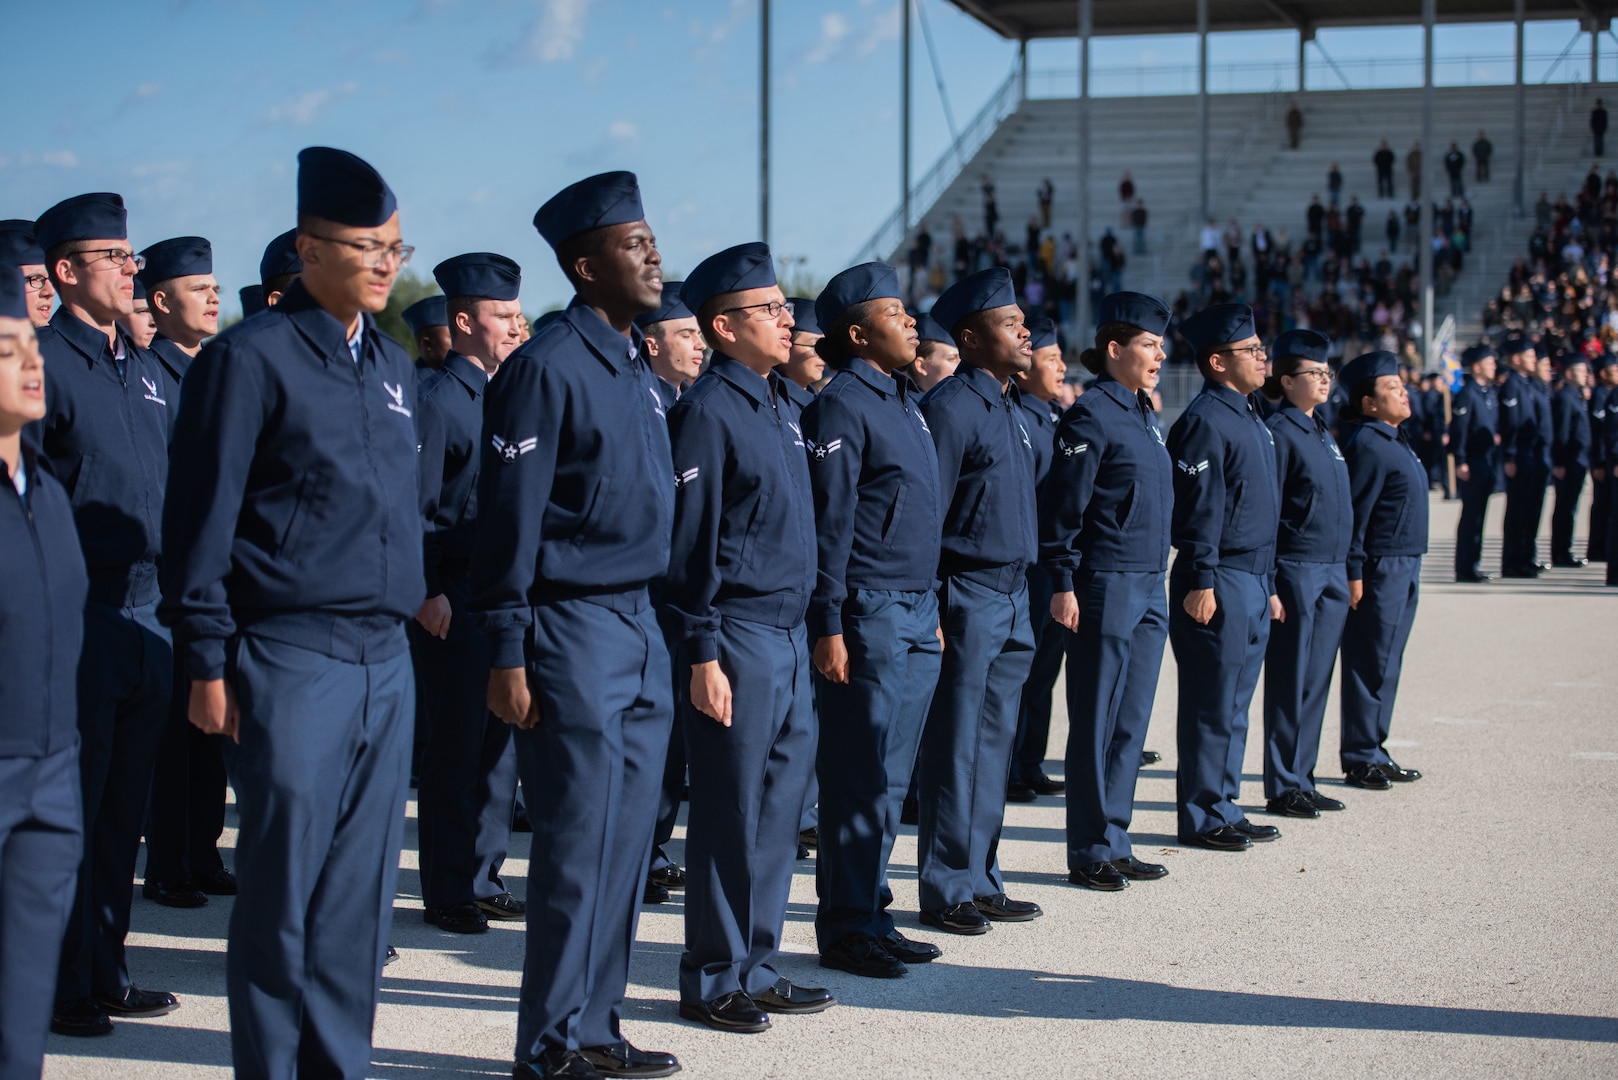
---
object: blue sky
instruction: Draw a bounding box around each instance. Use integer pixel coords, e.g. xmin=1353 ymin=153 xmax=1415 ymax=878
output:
xmin=0 ymin=2 xmax=1603 ymax=314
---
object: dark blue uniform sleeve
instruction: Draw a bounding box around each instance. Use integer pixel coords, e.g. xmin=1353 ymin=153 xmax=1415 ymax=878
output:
xmin=1498 ymin=379 xmax=1523 ymax=465
xmin=663 ymin=399 xmax=728 ymax=665
xmin=1344 ymin=436 xmax=1386 ymax=582
xmin=803 ymin=393 xmax=868 ymax=638
xmin=416 ymin=391 xmax=448 ymax=599
xmin=1448 ymin=389 xmax=1473 ymax=468
xmin=1039 ymin=410 xmax=1107 ymax=593
xmin=469 ymin=353 xmax=561 ymax=670
xmin=1551 ymin=390 xmax=1577 ymax=469
xmin=159 ymin=339 xmax=269 ymax=682
xmin=1167 ymin=412 xmax=1227 ymax=591
xmin=922 ymin=390 xmax=967 ymax=560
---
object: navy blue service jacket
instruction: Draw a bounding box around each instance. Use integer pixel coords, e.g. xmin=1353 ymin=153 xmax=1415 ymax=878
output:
xmin=1499 ymin=370 xmax=1551 ymax=469
xmin=1341 ymin=419 xmax=1430 ymax=581
xmin=1551 ymin=383 xmax=1592 ymax=471
xmin=417 ymin=352 xmax=490 ymax=596
xmin=1166 ymin=381 xmax=1280 ymax=589
xmin=1448 ymin=378 xmax=1499 ymax=471
xmin=1268 ymin=401 xmax=1352 ymax=563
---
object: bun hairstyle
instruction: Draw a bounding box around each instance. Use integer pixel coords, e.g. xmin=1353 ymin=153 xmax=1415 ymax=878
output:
xmin=813 ymin=298 xmax=879 ymax=371
xmin=1338 ymin=377 xmax=1378 ymax=423
xmin=1079 ymin=321 xmax=1145 ymax=376
xmin=1261 ymin=350 xmax=1307 ymax=400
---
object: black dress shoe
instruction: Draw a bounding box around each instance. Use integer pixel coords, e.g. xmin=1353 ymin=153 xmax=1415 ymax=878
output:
xmin=797 ymin=843 xmax=811 ymax=860
xmin=515 ymin=1048 xmax=605 ymax=1079
xmin=385 ymin=944 xmax=399 ymax=965
xmin=899 ymin=796 xmax=919 ymax=825
xmin=1304 ymin=789 xmax=1346 ymax=812
xmin=648 ymin=865 xmax=685 ymax=890
xmin=1375 ymin=759 xmax=1422 ymax=782
xmin=1110 ymin=855 xmax=1169 ymax=880
xmin=1005 ymin=778 xmax=1037 ymax=803
xmin=920 ymin=902 xmax=991 ymax=935
xmin=799 ymin=827 xmax=818 ymax=849
xmin=820 ymin=933 xmax=907 ymax=978
xmin=578 ymin=1040 xmax=681 ymax=1079
xmin=194 ymin=868 xmax=238 ymax=895
xmin=1231 ymin=819 xmax=1280 ymax=842
xmin=1264 ymin=790 xmax=1320 ymax=819
xmin=974 ymin=892 xmax=1042 ymax=921
xmin=1180 ymin=826 xmax=1251 ymax=851
xmin=1455 ymin=571 xmax=1492 ymax=583
xmin=143 ymin=880 xmax=207 ymax=908
xmin=678 ymin=990 xmax=770 ymax=1033
xmin=1343 ymin=763 xmax=1393 ymax=789
xmin=643 ymin=880 xmax=670 ymax=905
xmin=880 ymin=929 xmax=941 ymax=964
xmin=1068 ymin=860 xmax=1128 ymax=891
xmin=1026 ymin=771 xmax=1066 ymax=795
xmin=425 ymin=902 xmax=489 ymax=933
xmin=477 ymin=891 xmax=527 ymax=919
xmin=50 ymin=998 xmax=113 ymax=1037
xmin=1140 ymin=750 xmax=1162 ymax=766
xmin=1501 ymin=566 xmax=1542 ymax=579
xmin=92 ymin=986 xmax=179 ymax=1018
xmin=751 ymin=977 xmax=836 ymax=1015
xmin=1552 ymin=557 xmax=1589 ymax=568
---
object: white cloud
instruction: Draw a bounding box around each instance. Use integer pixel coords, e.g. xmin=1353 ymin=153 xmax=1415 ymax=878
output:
xmin=608 ymin=119 xmax=639 ymax=141
xmin=509 ymin=0 xmax=594 ymax=65
xmin=856 ymin=1 xmax=903 ymax=57
xmin=258 ymin=82 xmax=359 ymax=126
xmin=40 ymin=150 xmax=79 ymax=167
xmin=804 ymin=12 xmax=850 ymax=65
xmin=133 ymin=82 xmax=163 ymax=100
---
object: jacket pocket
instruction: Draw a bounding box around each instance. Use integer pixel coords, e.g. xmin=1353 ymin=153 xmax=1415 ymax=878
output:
xmin=277 ymin=470 xmax=328 ymax=562
xmin=881 ymin=484 xmax=909 ymax=548
xmin=571 ymin=476 xmax=614 ymax=544
xmin=738 ymin=489 xmax=774 ymax=564
xmin=1116 ymin=482 xmax=1138 ymax=530
xmin=961 ymin=482 xmax=990 ymax=542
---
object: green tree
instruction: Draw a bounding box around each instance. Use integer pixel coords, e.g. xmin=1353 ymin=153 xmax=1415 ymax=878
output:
xmin=377 ymin=270 xmax=441 ymax=358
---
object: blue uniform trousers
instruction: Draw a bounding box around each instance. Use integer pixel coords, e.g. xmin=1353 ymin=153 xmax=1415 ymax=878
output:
xmin=918 ymin=576 xmax=1035 ymax=910
xmin=813 ymin=589 xmax=940 ymax=950
xmin=679 ymin=620 xmax=815 ymax=1004
xmin=1607 ymin=475 xmax=1618 ymax=581
xmin=1587 ymin=469 xmax=1611 ymax=561
xmin=798 ymin=685 xmax=819 ymax=835
xmin=1339 ymin=556 xmax=1421 ymax=768
xmin=226 ymin=633 xmax=412 ymax=1080
xmin=649 ymin=613 xmax=687 ymax=877
xmin=57 ymin=599 xmax=171 ymax=1006
xmin=0 ymin=746 xmax=81 ymax=1078
xmin=1263 ymin=560 xmax=1350 ymax=798
xmin=1454 ymin=468 xmax=1494 ymax=576
xmin=1063 ymin=570 xmax=1168 ymax=868
xmin=1013 ymin=566 xmax=1068 ymax=783
xmin=1550 ymin=466 xmax=1587 ymax=564
xmin=1169 ymin=568 xmax=1269 ymax=838
xmin=144 ymin=651 xmax=228 ymax=886
xmin=1502 ymin=462 xmax=1549 ymax=573
xmin=414 ymin=572 xmax=517 ymax=909
xmin=513 ymin=595 xmax=671 ymax=1059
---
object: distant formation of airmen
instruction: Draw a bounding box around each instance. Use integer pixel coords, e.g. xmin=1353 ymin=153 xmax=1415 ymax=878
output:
xmin=1 ymin=149 xmax=1611 ymax=1080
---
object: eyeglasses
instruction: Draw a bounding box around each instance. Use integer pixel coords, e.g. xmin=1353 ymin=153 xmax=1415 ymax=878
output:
xmin=722 ymin=299 xmax=786 ymax=320
xmin=303 ymin=233 xmax=414 ymax=269
xmin=1221 ymin=343 xmax=1267 ymax=358
xmin=72 ymin=248 xmax=144 ymax=271
xmin=1287 ymin=367 xmax=1334 ymax=382
xmin=22 ymin=273 xmax=47 ymax=290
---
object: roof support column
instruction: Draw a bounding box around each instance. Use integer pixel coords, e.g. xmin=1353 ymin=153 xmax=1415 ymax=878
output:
xmin=760 ymin=0 xmax=770 ymax=244
xmin=1077 ymin=0 xmax=1093 ymax=337
xmin=1298 ymin=29 xmax=1307 ymax=91
xmin=1593 ymin=12 xmax=1601 ymax=84
xmin=1420 ymin=0 xmax=1436 ymax=367
xmin=1514 ymin=0 xmax=1526 ymax=216
xmin=902 ymin=0 xmax=912 ymax=244
xmin=1198 ymin=0 xmax=1210 ymax=223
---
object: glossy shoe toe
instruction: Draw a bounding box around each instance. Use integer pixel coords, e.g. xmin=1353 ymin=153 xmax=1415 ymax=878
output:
xmin=1005 ymin=778 xmax=1037 ymax=803
xmin=1180 ymin=826 xmax=1252 ymax=851
xmin=194 ymin=868 xmax=238 ymax=895
xmin=1303 ymin=789 xmax=1346 ymax=812
xmin=974 ymin=892 xmax=1042 ymax=921
xmin=1231 ymin=819 xmax=1281 ymax=842
xmin=1140 ymin=750 xmax=1162 ymax=766
xmin=1110 ymin=855 xmax=1168 ymax=880
xmin=1026 ymin=771 xmax=1066 ymax=795
xmin=919 ymin=901 xmax=992 ymax=935
xmin=425 ymin=902 xmax=489 ymax=933
xmin=798 ymin=827 xmax=818 ymax=850
xmin=1343 ymin=764 xmax=1393 ymax=790
xmin=1264 ymin=791 xmax=1320 ymax=819
xmin=880 ymin=930 xmax=941 ymax=964
xmin=578 ymin=1040 xmax=681 ymax=1078
xmin=143 ymin=880 xmax=208 ymax=908
xmin=819 ymin=933 xmax=908 ymax=978
xmin=1376 ymin=759 xmax=1422 ymax=783
xmin=642 ymin=880 xmax=670 ymax=905
xmin=92 ymin=986 xmax=179 ymax=1018
xmin=1068 ymin=860 xmax=1129 ymax=890
xmin=648 ymin=865 xmax=685 ymax=890
xmin=514 ymin=1048 xmax=605 ymax=1078
xmin=678 ymin=990 xmax=770 ymax=1033
xmin=751 ymin=978 xmax=836 ymax=1015
xmin=477 ymin=891 xmax=527 ymax=919
xmin=50 ymin=999 xmax=113 ymax=1037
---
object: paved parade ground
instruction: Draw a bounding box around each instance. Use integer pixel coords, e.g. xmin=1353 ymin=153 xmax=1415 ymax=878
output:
xmin=43 ymin=496 xmax=1618 ymax=1079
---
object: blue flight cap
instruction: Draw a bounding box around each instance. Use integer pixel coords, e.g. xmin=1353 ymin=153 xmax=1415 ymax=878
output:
xmin=131 ymin=276 xmax=147 ymax=302
xmin=681 ymin=242 xmax=777 ymax=316
xmin=0 ymin=220 xmax=44 ymax=267
xmin=786 ymin=297 xmax=820 ymax=337
xmin=1339 ymin=350 xmax=1400 ymax=389
xmin=931 ymin=267 xmax=1017 ymax=338
xmin=240 ymin=284 xmax=266 ymax=317
xmin=1179 ymin=303 xmax=1256 ymax=353
xmin=35 ymin=193 xmax=127 ymax=252
xmin=1592 ymin=351 xmax=1617 ymax=370
xmin=916 ymin=311 xmax=953 ymax=345
xmin=1461 ymin=343 xmax=1496 ymax=366
xmin=1559 ymin=351 xmax=1589 ymax=370
xmin=433 ymin=252 xmax=521 ymax=302
xmin=297 ymin=147 xmax=396 ymax=228
xmin=814 ymin=262 xmax=901 ymax=333
xmin=533 ymin=170 xmax=644 ymax=250
xmin=260 ymin=228 xmax=302 ymax=282
xmin=634 ymin=281 xmax=693 ymax=329
xmin=1097 ymin=291 xmax=1171 ymax=336
xmin=138 ymin=236 xmax=212 ymax=289
xmin=1027 ymin=316 xmax=1059 ymax=351
xmin=0 ymin=265 xmax=27 ymax=320
xmin=1272 ymin=328 xmax=1330 ymax=364
xmin=402 ymin=295 xmax=447 ymax=334
xmin=1501 ymin=335 xmax=1530 ymax=355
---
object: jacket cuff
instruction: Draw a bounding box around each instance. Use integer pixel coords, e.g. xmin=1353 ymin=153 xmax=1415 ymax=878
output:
xmin=1346 ymin=559 xmax=1365 ymax=582
xmin=809 ymin=605 xmax=843 ymax=639
xmin=686 ymin=632 xmax=719 ymax=666
xmin=1049 ymin=565 xmax=1074 ymax=593
xmin=183 ymin=637 xmax=228 ymax=683
xmin=1190 ymin=570 xmax=1217 ymax=591
xmin=487 ymin=627 xmax=527 ymax=671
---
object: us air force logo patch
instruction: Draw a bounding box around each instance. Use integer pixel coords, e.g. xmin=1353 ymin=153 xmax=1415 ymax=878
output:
xmin=141 ymin=376 xmax=166 ymax=406
xmin=492 ymin=434 xmax=537 ymax=462
xmin=914 ymin=408 xmax=930 ymax=433
xmin=649 ymin=386 xmax=665 ymax=418
xmin=383 ymin=380 xmax=411 ymax=417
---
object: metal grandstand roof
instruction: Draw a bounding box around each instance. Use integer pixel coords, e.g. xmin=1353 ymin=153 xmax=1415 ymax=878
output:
xmin=944 ymin=0 xmax=1602 ymax=39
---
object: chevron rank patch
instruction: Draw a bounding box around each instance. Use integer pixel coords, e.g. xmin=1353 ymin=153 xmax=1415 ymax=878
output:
xmin=675 ymin=466 xmax=700 ymax=489
xmin=1059 ymin=438 xmax=1089 ymax=457
xmin=807 ymin=438 xmax=843 ymax=460
xmin=1177 ymin=459 xmax=1209 ymax=477
xmin=492 ymin=434 xmax=538 ymax=462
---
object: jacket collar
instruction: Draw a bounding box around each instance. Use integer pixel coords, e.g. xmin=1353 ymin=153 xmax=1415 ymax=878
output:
xmin=849 ymin=356 xmax=900 ymax=397
xmin=1358 ymin=418 xmax=1400 ymax=440
xmin=710 ymin=354 xmax=774 ymax=408
xmin=49 ymin=306 xmax=132 ymax=369
xmin=1277 ymin=399 xmax=1322 ymax=433
xmin=149 ymin=335 xmax=194 ymax=382
xmin=956 ymin=360 xmax=1019 ymax=407
xmin=272 ymin=279 xmax=383 ymax=368
xmin=442 ymin=351 xmax=489 ymax=398
xmin=776 ymin=377 xmax=815 ymax=410
xmin=1090 ymin=372 xmax=1152 ymax=414
xmin=1200 ymin=379 xmax=1260 ymax=416
xmin=563 ymin=296 xmax=643 ymax=375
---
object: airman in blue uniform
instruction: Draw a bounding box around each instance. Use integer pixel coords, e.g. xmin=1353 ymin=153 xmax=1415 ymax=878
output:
xmin=469 ymin=171 xmax=680 ymax=1080
xmin=0 ymin=219 xmax=55 ymax=327
xmin=1549 ymin=354 xmax=1593 ymax=567
xmin=1597 ymin=358 xmax=1618 ymax=583
xmin=0 ymin=266 xmax=90 ymax=1077
xmin=665 ymin=242 xmax=832 ymax=1034
xmin=413 ymin=252 xmax=528 ymax=935
xmin=781 ymin=296 xmax=824 ymax=857
xmin=1589 ymin=353 xmax=1618 ymax=562
xmin=30 ymin=192 xmax=180 ymax=1037
xmin=1498 ymin=338 xmax=1552 ymax=577
xmin=802 ymin=263 xmax=945 ymax=979
xmin=1166 ymin=303 xmax=1283 ymax=851
xmin=160 ymin=148 xmax=424 ymax=1076
xmin=258 ymin=227 xmax=302 ymax=308
xmin=1042 ymin=292 xmax=1175 ymax=890
xmin=1260 ymin=329 xmax=1354 ymax=818
xmin=403 ymin=294 xmax=450 ymax=371
xmin=1335 ymin=351 xmax=1429 ymax=788
xmin=1450 ymin=344 xmax=1500 ymax=582
xmin=1008 ymin=315 xmax=1068 ymax=804
xmin=915 ymin=268 xmax=1042 ymax=934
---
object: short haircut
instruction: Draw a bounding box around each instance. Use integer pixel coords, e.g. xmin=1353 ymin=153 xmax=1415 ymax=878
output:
xmin=262 ymin=272 xmax=298 ymax=297
xmin=555 ymin=227 xmax=610 ymax=288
